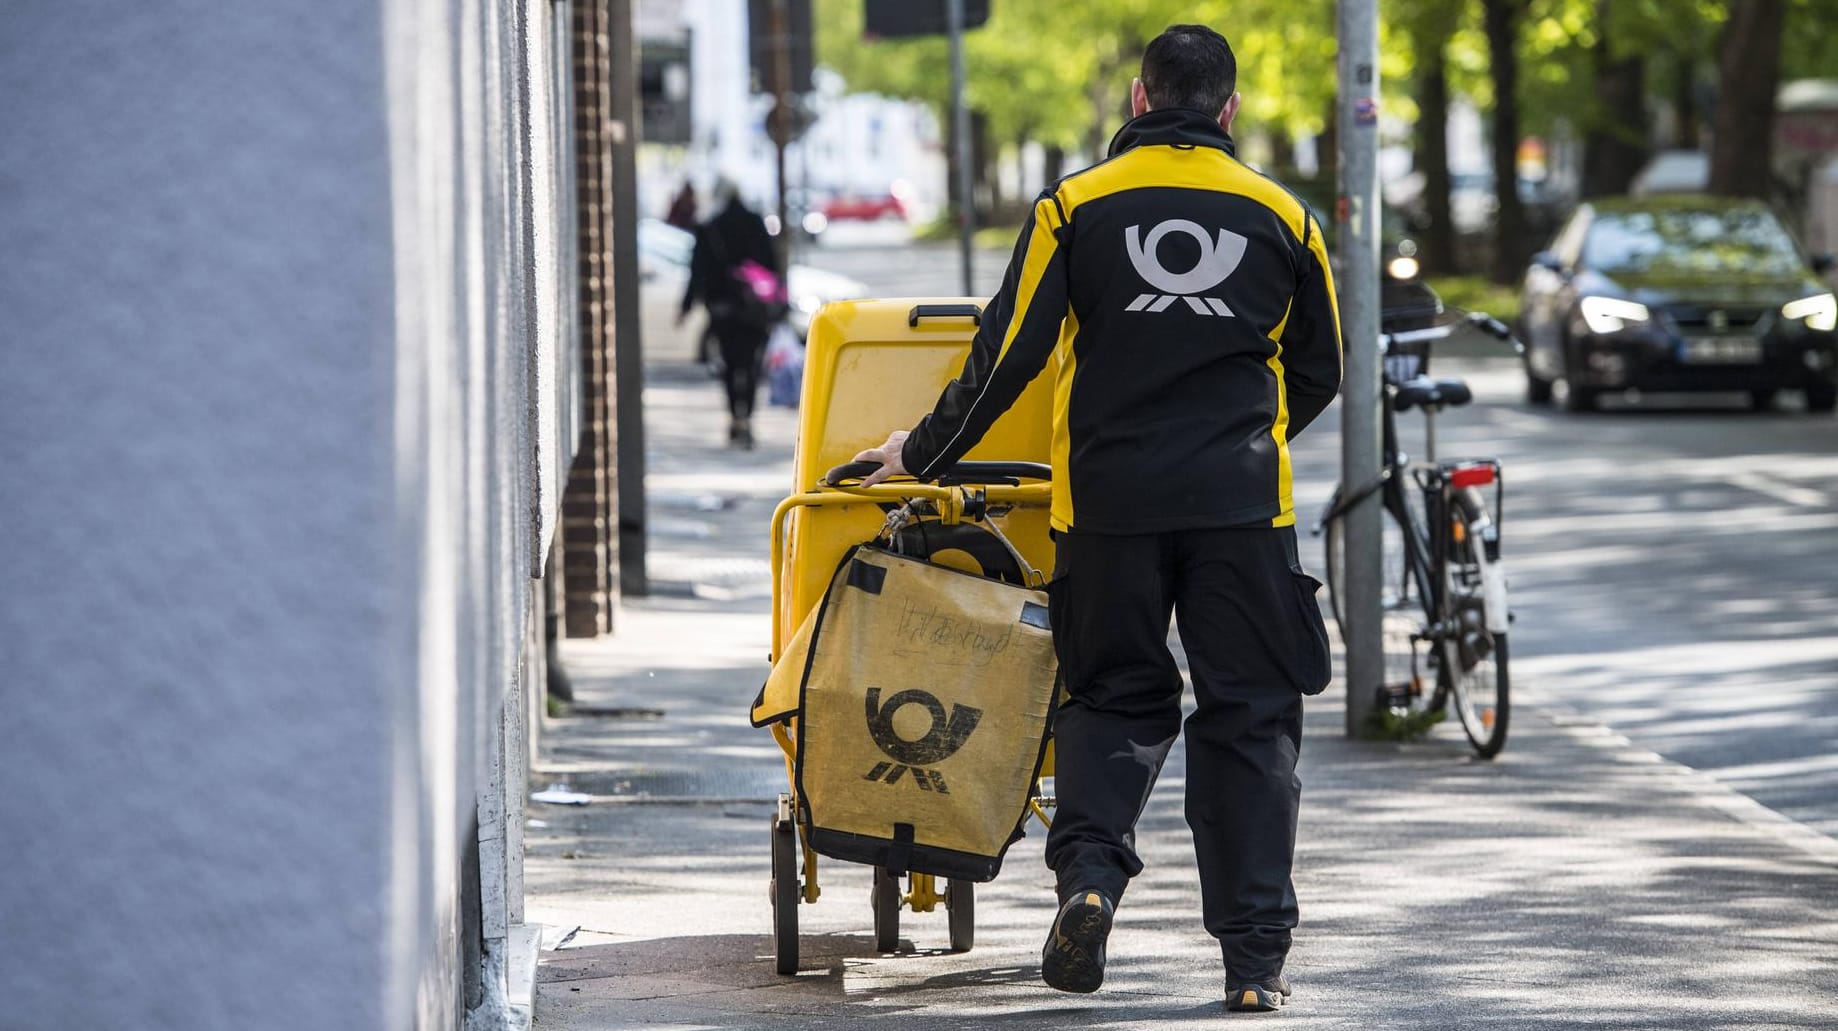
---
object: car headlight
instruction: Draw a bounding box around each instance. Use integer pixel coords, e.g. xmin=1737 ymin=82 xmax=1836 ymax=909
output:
xmin=1386 ymin=256 xmax=1420 ymax=281
xmin=1578 ymin=296 xmax=1651 ymax=334
xmin=1782 ymin=293 xmax=1837 ymax=332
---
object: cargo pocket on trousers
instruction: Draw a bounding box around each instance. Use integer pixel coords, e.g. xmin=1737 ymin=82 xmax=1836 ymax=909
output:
xmin=1045 ymin=573 xmax=1075 ymax=686
xmin=1291 ymin=572 xmax=1332 ymax=695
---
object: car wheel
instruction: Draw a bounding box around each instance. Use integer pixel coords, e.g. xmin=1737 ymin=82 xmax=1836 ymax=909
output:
xmin=1807 ymin=381 xmax=1837 ymax=414
xmin=1563 ymin=382 xmax=1600 ymax=412
xmin=1524 ymin=353 xmax=1554 ymax=406
xmin=1560 ymin=337 xmax=1598 ymax=412
xmin=1749 ymin=389 xmax=1777 ymax=411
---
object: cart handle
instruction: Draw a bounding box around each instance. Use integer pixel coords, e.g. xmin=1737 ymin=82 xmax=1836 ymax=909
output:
xmin=908 ymin=303 xmax=983 ymax=327
xmin=823 ymin=460 xmax=1052 ymax=487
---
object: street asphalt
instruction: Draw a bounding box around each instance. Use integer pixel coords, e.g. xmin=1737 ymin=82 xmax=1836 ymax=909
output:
xmin=523 ymin=312 xmax=1838 ymax=1028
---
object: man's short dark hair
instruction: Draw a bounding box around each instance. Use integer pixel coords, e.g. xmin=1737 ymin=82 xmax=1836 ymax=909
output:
xmin=1141 ymin=25 xmax=1237 ymax=115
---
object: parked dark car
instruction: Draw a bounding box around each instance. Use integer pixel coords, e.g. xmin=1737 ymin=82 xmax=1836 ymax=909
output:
xmin=1519 ymin=196 xmax=1837 ymax=413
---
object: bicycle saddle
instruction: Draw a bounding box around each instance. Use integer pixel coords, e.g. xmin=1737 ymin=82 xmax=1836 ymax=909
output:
xmin=1392 ymin=376 xmax=1473 ymax=412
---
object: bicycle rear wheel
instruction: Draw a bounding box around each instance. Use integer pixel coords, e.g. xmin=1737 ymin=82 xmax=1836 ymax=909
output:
xmin=1324 ymin=501 xmax=1441 ymax=719
xmin=1440 ymin=506 xmax=1510 ymax=757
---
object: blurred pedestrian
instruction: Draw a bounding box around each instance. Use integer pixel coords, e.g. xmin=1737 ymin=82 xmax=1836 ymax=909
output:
xmin=664 ymin=180 xmax=698 ymax=230
xmin=680 ymin=177 xmax=784 ymax=448
xmin=852 ymin=24 xmax=1341 ymax=1012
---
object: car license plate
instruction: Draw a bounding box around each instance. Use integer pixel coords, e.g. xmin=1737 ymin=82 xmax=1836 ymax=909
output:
xmin=1682 ymin=337 xmax=1762 ymax=364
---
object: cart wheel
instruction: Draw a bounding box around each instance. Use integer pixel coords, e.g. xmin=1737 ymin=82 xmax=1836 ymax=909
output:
xmin=872 ymin=866 xmax=901 ymax=953
xmin=946 ymin=879 xmax=974 ymax=953
xmin=771 ymin=807 xmax=799 ymax=974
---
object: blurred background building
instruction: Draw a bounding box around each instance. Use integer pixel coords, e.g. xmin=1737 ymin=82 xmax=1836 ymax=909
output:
xmin=634 ymin=0 xmax=944 ymax=231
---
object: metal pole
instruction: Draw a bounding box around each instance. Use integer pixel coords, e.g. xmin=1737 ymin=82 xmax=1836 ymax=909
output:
xmin=609 ymin=0 xmax=649 ymax=597
xmin=947 ymin=0 xmax=974 ymax=296
xmin=1337 ymin=0 xmax=1382 ymax=736
xmin=770 ymin=0 xmax=792 ymax=274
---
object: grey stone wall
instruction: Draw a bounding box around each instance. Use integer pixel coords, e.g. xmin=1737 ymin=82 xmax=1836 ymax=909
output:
xmin=0 ymin=0 xmax=575 ymax=1027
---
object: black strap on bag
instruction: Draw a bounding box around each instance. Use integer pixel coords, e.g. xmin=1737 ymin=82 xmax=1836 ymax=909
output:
xmin=886 ymin=823 xmax=916 ymax=877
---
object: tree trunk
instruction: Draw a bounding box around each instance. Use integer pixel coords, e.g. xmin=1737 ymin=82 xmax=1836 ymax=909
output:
xmin=1673 ymin=52 xmax=1700 ymax=149
xmin=1709 ymin=0 xmax=1785 ymax=199
xmin=945 ymin=103 xmax=963 ymax=217
xmin=1581 ymin=0 xmax=1650 ymax=199
xmin=1268 ymin=132 xmax=1296 ymax=172
xmin=972 ymin=109 xmax=994 ymax=222
xmin=1415 ymin=37 xmax=1457 ymax=275
xmin=1086 ymin=78 xmax=1112 ymax=163
xmin=1484 ymin=0 xmax=1529 ymax=284
xmin=1044 ymin=145 xmax=1066 ymax=186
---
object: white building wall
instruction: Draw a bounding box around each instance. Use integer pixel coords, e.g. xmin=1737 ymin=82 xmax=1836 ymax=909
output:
xmin=0 ymin=1 xmax=573 ymax=1027
xmin=636 ymin=1 xmax=945 ymax=225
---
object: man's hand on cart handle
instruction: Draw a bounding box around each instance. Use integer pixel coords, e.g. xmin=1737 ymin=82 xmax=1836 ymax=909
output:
xmin=853 ymin=430 xmax=910 ymax=487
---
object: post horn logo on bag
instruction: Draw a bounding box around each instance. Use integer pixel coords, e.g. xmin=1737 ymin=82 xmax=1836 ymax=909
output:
xmin=861 ymin=687 xmax=983 ymax=793
xmin=1124 ymin=219 xmax=1248 ymax=317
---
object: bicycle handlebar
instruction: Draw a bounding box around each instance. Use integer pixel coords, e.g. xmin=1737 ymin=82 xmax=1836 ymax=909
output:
xmin=822 ymin=460 xmax=1053 ymax=487
xmin=1379 ymin=309 xmax=1522 ymax=353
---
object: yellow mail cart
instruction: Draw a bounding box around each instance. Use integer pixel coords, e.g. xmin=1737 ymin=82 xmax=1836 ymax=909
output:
xmin=752 ymin=300 xmax=1059 ymax=974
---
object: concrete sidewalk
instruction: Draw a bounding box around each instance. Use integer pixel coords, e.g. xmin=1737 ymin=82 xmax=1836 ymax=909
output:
xmin=524 ymin=363 xmax=1838 ymax=1030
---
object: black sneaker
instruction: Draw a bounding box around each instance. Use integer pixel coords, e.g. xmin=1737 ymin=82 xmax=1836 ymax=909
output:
xmin=1225 ymin=974 xmax=1292 ymax=1012
xmin=1040 ymin=889 xmax=1114 ymax=993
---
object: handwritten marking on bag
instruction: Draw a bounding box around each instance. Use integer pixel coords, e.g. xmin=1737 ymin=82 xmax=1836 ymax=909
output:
xmin=862 ymin=688 xmax=983 ymax=792
xmin=893 ymin=601 xmax=1016 ymax=666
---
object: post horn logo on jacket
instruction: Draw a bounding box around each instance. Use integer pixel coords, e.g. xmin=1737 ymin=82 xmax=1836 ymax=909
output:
xmin=900 ymin=107 xmax=1345 ymax=536
xmin=1125 ymin=219 xmax=1249 ymax=316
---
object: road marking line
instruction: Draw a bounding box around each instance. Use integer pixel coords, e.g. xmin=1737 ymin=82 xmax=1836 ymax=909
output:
xmin=1522 ymin=690 xmax=1838 ymax=867
xmin=1725 ymin=472 xmax=1828 ymax=509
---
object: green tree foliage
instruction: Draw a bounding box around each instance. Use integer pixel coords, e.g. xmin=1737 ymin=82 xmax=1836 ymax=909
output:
xmin=815 ymin=0 xmax=1343 ymax=155
xmin=815 ymin=0 xmax=1838 ymax=240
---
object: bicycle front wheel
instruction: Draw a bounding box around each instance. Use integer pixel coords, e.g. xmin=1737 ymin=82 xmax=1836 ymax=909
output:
xmin=1441 ymin=505 xmax=1510 ymax=757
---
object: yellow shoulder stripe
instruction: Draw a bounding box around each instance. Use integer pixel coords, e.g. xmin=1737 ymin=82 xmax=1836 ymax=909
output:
xmin=993 ymin=195 xmax=1064 ymax=364
xmin=1055 ymin=147 xmax=1309 ymax=244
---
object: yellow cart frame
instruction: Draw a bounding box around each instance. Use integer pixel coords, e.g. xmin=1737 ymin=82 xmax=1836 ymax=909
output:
xmin=763 ymin=300 xmax=1059 ymax=974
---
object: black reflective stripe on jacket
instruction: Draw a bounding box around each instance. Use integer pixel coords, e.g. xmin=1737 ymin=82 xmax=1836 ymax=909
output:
xmin=900 ymin=108 xmax=1343 ymax=533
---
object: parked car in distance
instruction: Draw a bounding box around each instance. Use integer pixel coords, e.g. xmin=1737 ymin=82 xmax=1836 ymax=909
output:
xmin=1518 ymin=196 xmax=1838 ymax=413
xmin=637 ymin=219 xmax=872 ymax=363
xmin=820 ymin=192 xmax=908 ymax=223
xmin=1628 ymin=150 xmax=1709 ymax=197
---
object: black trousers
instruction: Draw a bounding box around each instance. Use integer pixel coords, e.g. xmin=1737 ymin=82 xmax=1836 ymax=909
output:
xmin=1043 ymin=525 xmax=1330 ymax=980
xmin=712 ymin=319 xmax=769 ymax=421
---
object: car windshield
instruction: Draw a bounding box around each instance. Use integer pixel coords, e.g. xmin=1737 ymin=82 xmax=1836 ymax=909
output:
xmin=1583 ymin=207 xmax=1804 ymax=277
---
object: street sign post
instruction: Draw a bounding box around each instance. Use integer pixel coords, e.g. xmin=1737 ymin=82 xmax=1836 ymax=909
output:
xmin=863 ymin=0 xmax=989 ymax=38
xmin=748 ymin=0 xmax=813 ymax=94
xmin=1337 ymin=0 xmax=1383 ymax=736
xmin=758 ymin=0 xmax=806 ymax=272
xmin=946 ymin=0 xmax=974 ymax=295
xmin=859 ymin=0 xmax=983 ymax=296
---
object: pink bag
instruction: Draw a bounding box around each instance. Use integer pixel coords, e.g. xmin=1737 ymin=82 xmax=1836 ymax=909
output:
xmin=734 ymin=259 xmax=787 ymax=306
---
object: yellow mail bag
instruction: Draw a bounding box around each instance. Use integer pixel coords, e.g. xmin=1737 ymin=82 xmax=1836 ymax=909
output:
xmin=755 ymin=544 xmax=1057 ymax=881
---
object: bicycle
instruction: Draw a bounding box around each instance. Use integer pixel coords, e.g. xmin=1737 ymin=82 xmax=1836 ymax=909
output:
xmin=1314 ymin=309 xmax=1517 ymax=758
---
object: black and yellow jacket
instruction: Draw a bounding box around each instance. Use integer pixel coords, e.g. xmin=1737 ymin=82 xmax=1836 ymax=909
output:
xmin=900 ymin=108 xmax=1343 ymax=534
